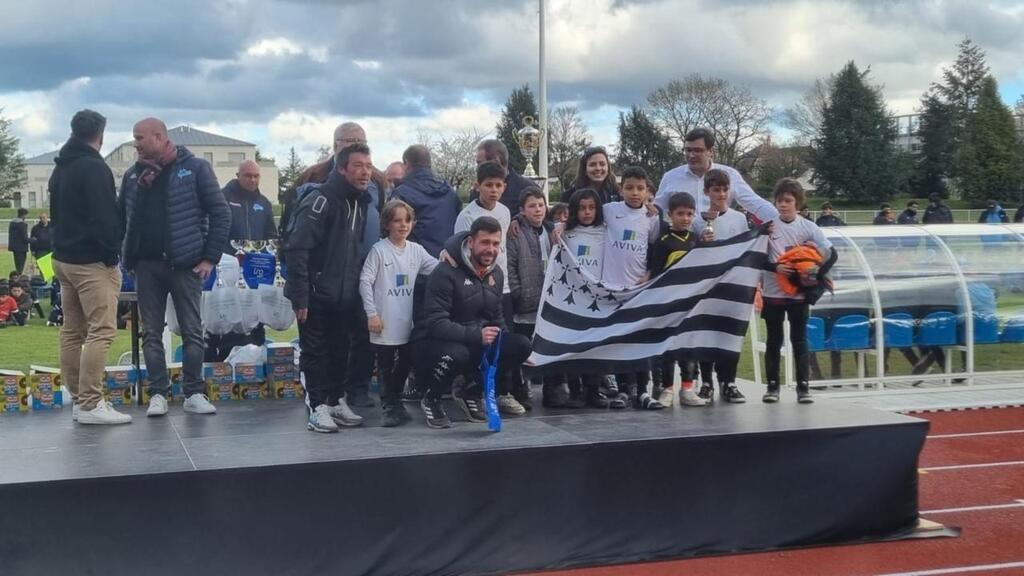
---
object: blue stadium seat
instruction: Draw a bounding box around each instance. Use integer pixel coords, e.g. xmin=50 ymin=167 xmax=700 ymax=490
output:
xmin=1001 ymin=315 xmax=1024 ymax=343
xmin=917 ymin=311 xmax=957 ymax=346
xmin=807 ymin=317 xmax=826 ymax=352
xmin=960 ymin=313 xmax=1000 ymax=345
xmin=828 ymin=314 xmax=870 ymax=351
xmin=883 ymin=313 xmax=915 ymax=348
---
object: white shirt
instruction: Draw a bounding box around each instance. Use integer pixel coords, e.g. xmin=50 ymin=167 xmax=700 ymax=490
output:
xmin=562 ymin=225 xmax=606 ymax=281
xmin=655 ymin=162 xmax=778 ymax=224
xmin=455 ymin=200 xmax=512 ymax=294
xmin=691 ymin=208 xmax=749 ymax=241
xmin=601 ymin=202 xmax=660 ymax=288
xmin=359 ymin=239 xmax=438 ymax=345
xmin=762 ymin=216 xmax=833 ymax=301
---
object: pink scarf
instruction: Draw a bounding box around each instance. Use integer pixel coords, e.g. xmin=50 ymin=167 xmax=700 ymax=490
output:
xmin=137 ymin=139 xmax=178 ymax=188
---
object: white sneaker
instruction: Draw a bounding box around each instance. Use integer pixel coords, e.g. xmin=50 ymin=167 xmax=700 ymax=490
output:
xmin=307 ymin=404 xmax=339 ymax=433
xmin=497 ymin=394 xmax=526 ymax=416
xmin=77 ymin=400 xmax=133 ymax=425
xmin=329 ymin=397 xmax=363 ymax=427
xmin=183 ymin=394 xmax=217 ymax=414
xmin=72 ymin=404 xmax=79 ymax=421
xmin=657 ymin=387 xmax=675 ymax=407
xmin=679 ymin=387 xmax=708 ymax=407
xmin=147 ymin=394 xmax=169 ymax=417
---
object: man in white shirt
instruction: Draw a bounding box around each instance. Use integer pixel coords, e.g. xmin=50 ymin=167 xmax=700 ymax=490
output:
xmin=655 ymin=127 xmax=777 ymax=224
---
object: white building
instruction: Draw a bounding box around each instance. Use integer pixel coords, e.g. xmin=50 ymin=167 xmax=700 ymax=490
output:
xmin=105 ymin=126 xmax=279 ymax=200
xmin=19 ymin=150 xmax=59 ymax=208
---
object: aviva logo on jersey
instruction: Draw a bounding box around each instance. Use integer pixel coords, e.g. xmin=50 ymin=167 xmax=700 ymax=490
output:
xmin=395 ymin=274 xmax=410 ymax=287
xmin=576 ymin=245 xmax=592 ymax=257
xmin=388 ymin=274 xmax=414 ymax=297
xmin=621 ymin=230 xmax=638 ymax=241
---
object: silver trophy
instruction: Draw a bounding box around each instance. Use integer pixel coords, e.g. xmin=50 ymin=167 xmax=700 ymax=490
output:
xmin=266 ymin=240 xmax=285 ymax=286
xmin=701 ymin=211 xmax=718 ymax=240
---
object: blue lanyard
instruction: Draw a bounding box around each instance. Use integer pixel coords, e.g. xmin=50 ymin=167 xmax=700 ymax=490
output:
xmin=480 ymin=330 xmax=504 ymax=432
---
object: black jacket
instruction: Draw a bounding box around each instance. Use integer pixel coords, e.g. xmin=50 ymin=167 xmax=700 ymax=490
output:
xmin=412 ymin=231 xmax=506 ymax=345
xmin=1015 ymin=206 xmax=1024 ymax=223
xmin=922 ymin=202 xmax=953 ymax=224
xmin=814 ymin=214 xmax=846 ymax=227
xmin=30 ymin=222 xmax=51 ymax=254
xmin=283 ymin=170 xmax=380 ymax=311
xmin=6 ymin=219 xmax=29 ymax=253
xmin=48 ymin=138 xmax=122 ymax=265
xmin=897 ymin=209 xmax=918 ymax=224
xmin=222 ymin=179 xmax=277 ymax=244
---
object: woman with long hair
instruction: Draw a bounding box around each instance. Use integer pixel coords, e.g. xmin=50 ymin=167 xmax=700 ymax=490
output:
xmin=565 ymin=146 xmax=620 ymax=204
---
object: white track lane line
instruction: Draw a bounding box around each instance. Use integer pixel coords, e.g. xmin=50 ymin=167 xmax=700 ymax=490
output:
xmin=875 ymin=561 xmax=1024 ymax=576
xmin=920 ymin=500 xmax=1024 ymax=515
xmin=921 ymin=460 xmax=1024 ymax=472
xmin=928 ymin=430 xmax=1024 ymax=439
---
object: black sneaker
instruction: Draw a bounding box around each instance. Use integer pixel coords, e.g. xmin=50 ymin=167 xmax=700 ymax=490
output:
xmin=401 ymin=386 xmax=424 ymax=403
xmin=420 ymin=396 xmax=451 ymax=429
xmin=585 ymin=389 xmax=611 ymax=408
xmin=721 ymin=383 xmax=746 ymax=404
xmin=564 ymin=391 xmax=586 ymax=409
xmin=347 ymin=388 xmax=376 ymax=408
xmin=609 ymin=392 xmax=628 ymax=410
xmin=542 ymin=383 xmax=570 ymax=408
xmin=762 ymin=381 xmax=780 ymax=403
xmin=697 ymin=383 xmax=715 ymax=404
xmin=454 ymin=394 xmax=487 ymax=423
xmin=381 ymin=403 xmax=411 ymax=428
xmin=512 ymin=385 xmax=534 ymax=412
xmin=796 ymin=382 xmax=814 ymax=404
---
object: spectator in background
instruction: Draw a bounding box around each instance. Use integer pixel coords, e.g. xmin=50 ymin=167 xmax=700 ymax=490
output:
xmin=873 ymin=203 xmax=895 ymax=225
xmin=547 ymin=202 xmax=569 ymax=225
xmin=814 ymin=202 xmax=846 ymax=227
xmin=977 ymin=200 xmax=1009 ymax=224
xmin=49 ymin=109 xmax=130 ymax=424
xmin=563 ymin=146 xmax=621 ymax=205
xmin=469 ymin=139 xmax=537 ymax=213
xmin=7 ymin=208 xmax=30 ymax=274
xmin=898 ymin=201 xmax=919 ymax=224
xmin=208 ymin=160 xmax=278 ymax=361
xmin=384 ymin=161 xmax=405 ymax=190
xmin=922 ymin=193 xmax=954 ymax=224
xmin=0 ymin=285 xmax=23 ymax=326
xmin=121 ymin=117 xmax=230 ymax=418
xmin=29 ymin=213 xmax=51 ymax=259
xmin=1014 ymin=203 xmax=1023 ymax=223
xmin=390 ymin=145 xmax=461 ymax=258
xmin=799 ymin=206 xmax=811 ymax=220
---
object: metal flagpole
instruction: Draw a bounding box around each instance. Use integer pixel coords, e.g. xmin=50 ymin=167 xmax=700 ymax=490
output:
xmin=538 ymin=0 xmax=549 ymax=200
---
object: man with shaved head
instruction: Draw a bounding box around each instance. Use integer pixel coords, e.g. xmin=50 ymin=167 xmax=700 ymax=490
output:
xmin=205 ymin=159 xmax=278 ymax=360
xmin=120 ymin=117 xmax=230 ymax=418
xmin=279 ymin=121 xmax=389 ymax=408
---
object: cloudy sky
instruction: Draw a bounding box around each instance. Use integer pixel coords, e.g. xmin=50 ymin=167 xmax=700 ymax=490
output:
xmin=2 ymin=0 xmax=1023 ymax=167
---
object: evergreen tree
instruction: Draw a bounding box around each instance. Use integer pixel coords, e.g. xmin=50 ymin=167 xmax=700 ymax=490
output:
xmin=278 ymin=147 xmax=307 ymax=201
xmin=615 ymin=105 xmax=678 ymax=189
xmin=956 ymin=76 xmax=1023 ymax=206
xmin=933 ymin=38 xmax=990 ymax=125
xmin=0 ymin=109 xmax=27 ymax=207
xmin=914 ymin=94 xmax=956 ymax=197
xmin=495 ymin=84 xmax=539 ymax=175
xmin=811 ymin=61 xmax=898 ymax=204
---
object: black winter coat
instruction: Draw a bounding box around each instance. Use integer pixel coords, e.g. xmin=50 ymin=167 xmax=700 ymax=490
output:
xmin=412 ymin=231 xmax=506 ymax=346
xmin=48 ymin=138 xmax=122 ymax=265
xmin=222 ymin=179 xmax=277 ymax=244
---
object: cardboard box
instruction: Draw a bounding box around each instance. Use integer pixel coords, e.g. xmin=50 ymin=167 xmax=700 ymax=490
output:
xmin=140 ymin=363 xmax=183 ymax=404
xmin=270 ymin=379 xmax=304 ymax=400
xmin=207 ymin=382 xmax=237 ymax=402
xmin=265 ymin=342 xmax=296 ymax=365
xmin=104 ymin=366 xmax=138 ymax=390
xmin=0 ymin=369 xmax=29 ymax=413
xmin=104 ymin=387 xmax=134 ymax=406
xmin=203 ymin=362 xmax=234 ymax=385
xmin=233 ymin=363 xmax=265 ymax=384
xmin=266 ymin=363 xmax=298 ymax=383
xmin=237 ymin=382 xmax=266 ymax=400
xmin=29 ymin=365 xmax=63 ymax=410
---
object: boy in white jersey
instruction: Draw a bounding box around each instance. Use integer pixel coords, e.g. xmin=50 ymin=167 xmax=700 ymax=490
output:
xmin=360 ymin=200 xmax=438 ymax=426
xmin=761 ymin=178 xmax=836 ymax=404
xmin=691 ymin=169 xmax=750 ymax=404
xmin=602 ymin=166 xmax=662 ymax=408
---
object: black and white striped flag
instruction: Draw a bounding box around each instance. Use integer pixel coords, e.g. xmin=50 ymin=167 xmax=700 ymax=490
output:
xmin=526 ymin=228 xmax=770 ymax=373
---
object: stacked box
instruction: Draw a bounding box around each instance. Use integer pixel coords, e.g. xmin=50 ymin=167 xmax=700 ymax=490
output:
xmin=266 ymin=343 xmax=296 ymax=365
xmin=104 ymin=387 xmax=134 ymax=406
xmin=1 ymin=370 xmax=29 ymax=413
xmin=29 ymin=366 xmax=63 ymax=410
xmin=265 ymin=343 xmax=302 ymax=399
xmin=140 ymin=363 xmax=184 ymax=404
xmin=234 ymin=363 xmax=266 ymax=400
xmin=205 ymin=362 xmax=236 ymax=401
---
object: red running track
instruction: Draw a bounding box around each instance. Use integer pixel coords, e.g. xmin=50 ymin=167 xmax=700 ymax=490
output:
xmin=524 ymin=407 xmax=1024 ymax=576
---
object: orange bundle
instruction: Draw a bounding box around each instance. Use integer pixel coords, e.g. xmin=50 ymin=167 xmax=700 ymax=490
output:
xmin=775 ymin=245 xmax=826 ymax=296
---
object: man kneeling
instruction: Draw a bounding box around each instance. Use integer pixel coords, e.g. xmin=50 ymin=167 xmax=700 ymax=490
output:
xmin=412 ymin=217 xmax=530 ymax=429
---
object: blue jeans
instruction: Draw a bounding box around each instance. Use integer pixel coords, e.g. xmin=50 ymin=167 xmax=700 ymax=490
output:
xmin=135 ymin=259 xmax=205 ymax=398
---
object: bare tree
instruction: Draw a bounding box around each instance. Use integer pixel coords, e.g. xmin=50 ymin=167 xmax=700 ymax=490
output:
xmin=418 ymin=127 xmax=488 ymax=194
xmin=315 ymin=145 xmax=332 ymax=163
xmin=782 ymin=76 xmax=833 ymax=146
xmin=547 ymin=105 xmax=591 ymax=191
xmin=645 ymin=74 xmax=773 ymax=166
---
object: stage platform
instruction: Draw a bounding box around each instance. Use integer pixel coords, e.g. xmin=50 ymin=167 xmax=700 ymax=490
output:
xmin=0 ymin=398 xmax=928 ymax=576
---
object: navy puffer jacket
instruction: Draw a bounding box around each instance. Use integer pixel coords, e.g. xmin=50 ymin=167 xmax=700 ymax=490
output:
xmin=120 ymin=146 xmax=230 ymax=269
